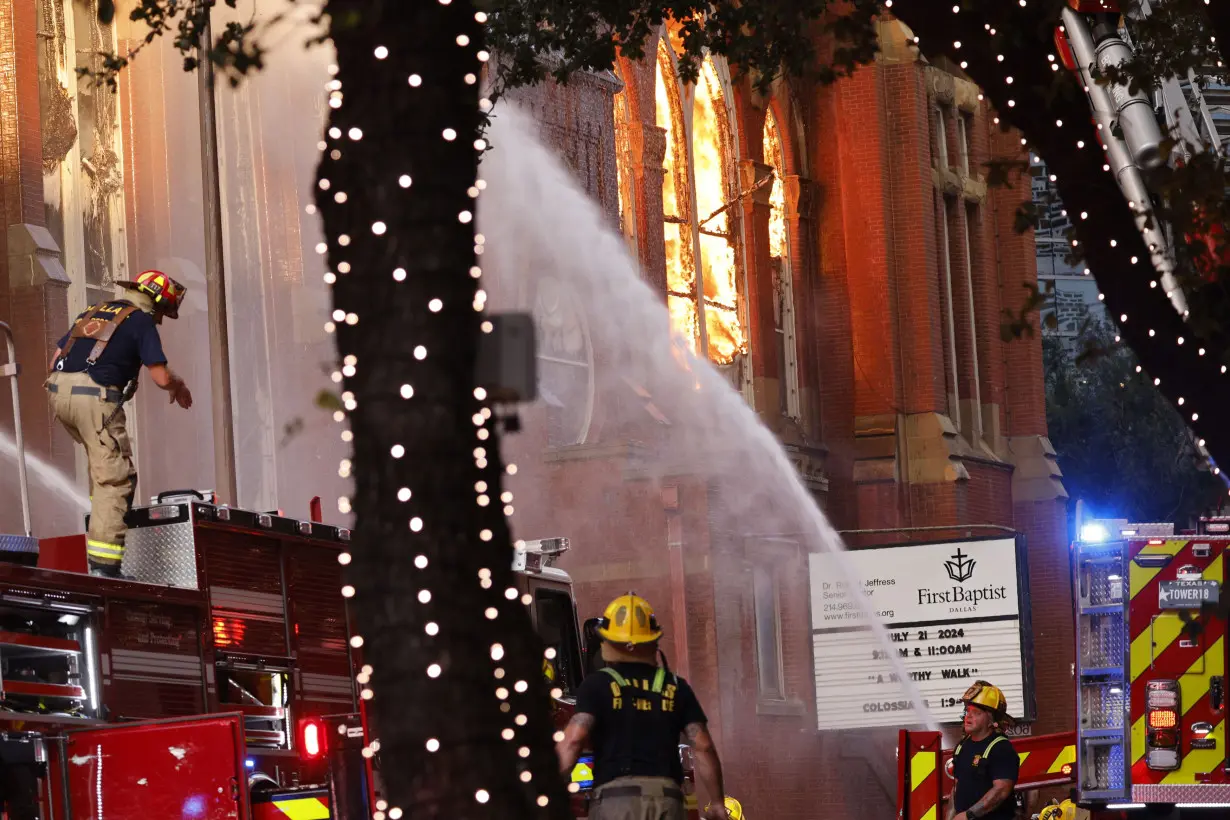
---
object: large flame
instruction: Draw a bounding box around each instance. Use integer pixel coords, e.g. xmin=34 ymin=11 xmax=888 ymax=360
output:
xmin=693 ymin=59 xmax=744 ymax=365
xmin=764 ymin=109 xmax=788 ymax=260
xmin=656 ymin=49 xmax=699 ymax=352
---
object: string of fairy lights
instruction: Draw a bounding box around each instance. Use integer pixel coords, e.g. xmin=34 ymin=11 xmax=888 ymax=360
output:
xmin=301 ymin=1 xmax=569 ymax=815
xmin=890 ymin=0 xmax=1230 ymax=496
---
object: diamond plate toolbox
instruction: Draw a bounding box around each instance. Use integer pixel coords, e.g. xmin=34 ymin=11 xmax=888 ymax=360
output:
xmin=122 ymin=503 xmax=199 ymax=589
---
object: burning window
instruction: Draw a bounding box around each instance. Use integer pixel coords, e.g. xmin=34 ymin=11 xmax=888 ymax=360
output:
xmin=613 ymin=65 xmax=638 ymax=249
xmin=763 ymin=109 xmax=801 ymax=419
xmin=692 ymin=59 xmax=743 ymax=366
xmin=655 ymin=48 xmax=746 ymax=367
xmin=656 ymin=46 xmax=698 ymax=354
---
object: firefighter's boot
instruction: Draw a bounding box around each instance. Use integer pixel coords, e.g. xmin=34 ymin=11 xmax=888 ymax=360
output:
xmin=88 ymin=560 xmax=134 ymax=581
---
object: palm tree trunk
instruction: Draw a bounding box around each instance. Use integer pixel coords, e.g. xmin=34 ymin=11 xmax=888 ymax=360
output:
xmin=321 ymin=2 xmax=569 ymax=816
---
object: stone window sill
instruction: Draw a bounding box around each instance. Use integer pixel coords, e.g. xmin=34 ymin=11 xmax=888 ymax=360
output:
xmin=755 ymin=698 xmax=806 ymax=717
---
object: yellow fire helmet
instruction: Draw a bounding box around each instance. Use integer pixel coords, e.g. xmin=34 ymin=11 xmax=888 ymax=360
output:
xmin=961 ymin=680 xmax=1015 ymax=726
xmin=704 ymin=797 xmax=744 ymax=819
xmin=597 ymin=593 xmax=663 ymax=646
xmin=1038 ymin=799 xmax=1077 ymax=820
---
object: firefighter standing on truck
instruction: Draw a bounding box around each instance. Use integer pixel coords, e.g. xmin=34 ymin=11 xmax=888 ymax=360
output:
xmin=45 ymin=270 xmax=192 ymax=579
xmin=947 ymin=681 xmax=1020 ymax=820
xmin=556 ymin=593 xmax=732 ymax=820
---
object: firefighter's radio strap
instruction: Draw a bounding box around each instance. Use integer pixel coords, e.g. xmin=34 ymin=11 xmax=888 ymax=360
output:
xmin=61 ymin=302 xmax=140 ymax=367
xmin=953 ymin=734 xmax=1007 ymax=771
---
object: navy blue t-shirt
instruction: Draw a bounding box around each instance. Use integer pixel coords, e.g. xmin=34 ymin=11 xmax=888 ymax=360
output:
xmin=55 ymin=301 xmax=167 ymax=388
xmin=951 ymin=733 xmax=1019 ymax=820
xmin=574 ymin=663 xmax=707 ymax=788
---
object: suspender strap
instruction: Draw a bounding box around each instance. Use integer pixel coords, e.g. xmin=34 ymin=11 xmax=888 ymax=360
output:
xmin=85 ymin=305 xmax=139 ymax=365
xmin=983 ymin=735 xmax=1005 ymax=757
xmin=59 ymin=305 xmax=106 ymax=359
xmin=63 ymin=303 xmax=139 ymax=366
xmin=600 ymin=667 xmax=628 ymax=688
xmin=601 ymin=666 xmax=668 ymax=693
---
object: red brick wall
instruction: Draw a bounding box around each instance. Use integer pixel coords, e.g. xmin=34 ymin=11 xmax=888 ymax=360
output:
xmin=0 ymin=0 xmax=75 ymax=538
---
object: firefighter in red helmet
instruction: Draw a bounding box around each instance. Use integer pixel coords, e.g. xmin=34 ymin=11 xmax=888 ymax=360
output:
xmin=45 ymin=270 xmax=193 ymax=579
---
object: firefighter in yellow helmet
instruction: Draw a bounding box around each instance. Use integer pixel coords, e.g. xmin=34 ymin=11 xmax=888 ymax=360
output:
xmin=46 ymin=270 xmax=193 ymax=579
xmin=556 ymin=593 xmax=733 ymax=819
xmin=948 ymin=681 xmax=1019 ymax=820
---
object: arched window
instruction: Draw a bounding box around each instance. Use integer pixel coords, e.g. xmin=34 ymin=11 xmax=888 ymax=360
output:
xmin=655 ymin=43 xmax=746 ymax=371
xmin=692 ymin=58 xmax=743 ymax=367
xmin=655 ymin=44 xmax=699 ymax=355
xmin=613 ymin=63 xmax=638 ymax=253
xmin=763 ymin=108 xmax=801 ymax=419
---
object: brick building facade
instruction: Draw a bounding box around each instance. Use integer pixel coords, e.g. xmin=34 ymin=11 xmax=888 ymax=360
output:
xmin=0 ymin=4 xmax=1070 ymax=818
xmin=501 ymin=19 xmax=1072 ymax=819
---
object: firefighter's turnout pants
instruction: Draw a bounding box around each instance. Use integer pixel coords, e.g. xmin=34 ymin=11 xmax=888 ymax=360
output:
xmin=45 ymin=371 xmax=136 ymax=566
xmin=588 ymin=777 xmax=686 ymax=820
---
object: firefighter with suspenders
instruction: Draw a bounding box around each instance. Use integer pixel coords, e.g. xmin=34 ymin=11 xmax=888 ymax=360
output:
xmin=556 ymin=593 xmax=732 ymax=820
xmin=948 ymin=681 xmax=1020 ymax=820
xmin=45 ymin=270 xmax=192 ymax=579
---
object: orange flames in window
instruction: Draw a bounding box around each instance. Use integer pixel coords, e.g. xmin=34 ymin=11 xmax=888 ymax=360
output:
xmin=764 ymin=110 xmax=788 ymax=260
xmin=693 ymin=59 xmax=743 ymax=366
xmin=656 ymin=50 xmax=745 ymax=367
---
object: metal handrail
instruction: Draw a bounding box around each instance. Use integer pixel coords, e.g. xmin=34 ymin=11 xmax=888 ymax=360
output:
xmin=0 ymin=322 xmax=31 ymax=536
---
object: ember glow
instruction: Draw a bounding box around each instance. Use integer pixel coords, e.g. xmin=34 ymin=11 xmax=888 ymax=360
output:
xmin=693 ymin=59 xmax=744 ymax=365
xmin=656 ymin=47 xmax=699 ymax=352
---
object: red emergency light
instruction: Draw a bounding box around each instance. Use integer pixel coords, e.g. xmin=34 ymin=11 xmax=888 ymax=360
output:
xmin=299 ymin=716 xmax=327 ymax=760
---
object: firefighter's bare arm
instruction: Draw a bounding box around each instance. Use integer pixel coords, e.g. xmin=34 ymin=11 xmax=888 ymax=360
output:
xmin=556 ymin=712 xmax=593 ymax=774
xmin=49 ymin=347 xmax=61 ymax=372
xmin=954 ymin=778 xmax=1013 ymax=820
xmin=686 ymin=722 xmax=728 ymax=820
xmin=946 ymin=785 xmax=957 ymax=820
xmin=146 ymin=364 xmax=192 ymax=409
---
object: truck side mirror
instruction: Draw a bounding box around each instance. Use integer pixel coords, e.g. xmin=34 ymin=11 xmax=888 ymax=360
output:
xmin=582 ymin=617 xmax=603 ymax=675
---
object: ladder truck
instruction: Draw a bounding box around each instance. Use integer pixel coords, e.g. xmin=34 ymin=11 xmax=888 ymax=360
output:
xmin=897 ymin=518 xmax=1230 ymax=819
xmin=1051 ymin=0 xmax=1229 ymax=321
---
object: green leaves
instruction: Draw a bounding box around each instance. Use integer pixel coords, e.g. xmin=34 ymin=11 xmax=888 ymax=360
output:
xmin=484 ymin=0 xmax=879 ymax=97
xmin=1046 ymin=322 xmax=1221 ymax=524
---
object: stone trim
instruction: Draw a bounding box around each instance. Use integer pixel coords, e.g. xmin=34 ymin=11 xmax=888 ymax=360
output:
xmin=7 ymin=224 xmax=69 ymax=289
xmin=782 ymin=175 xmax=818 ymax=221
xmin=738 ymin=159 xmax=774 ymax=206
xmin=1006 ymin=434 xmax=1069 ymax=502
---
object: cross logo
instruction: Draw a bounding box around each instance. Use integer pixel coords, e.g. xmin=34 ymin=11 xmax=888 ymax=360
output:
xmin=945 ymin=549 xmax=976 ymax=584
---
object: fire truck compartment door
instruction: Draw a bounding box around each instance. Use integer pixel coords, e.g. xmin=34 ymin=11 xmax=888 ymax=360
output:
xmin=62 ymin=713 xmax=251 ymax=819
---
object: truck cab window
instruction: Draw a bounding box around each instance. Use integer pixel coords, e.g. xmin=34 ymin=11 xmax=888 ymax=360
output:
xmin=534 ymin=588 xmax=583 ymax=697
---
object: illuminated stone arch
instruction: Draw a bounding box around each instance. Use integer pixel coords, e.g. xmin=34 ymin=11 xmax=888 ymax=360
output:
xmin=654 ymin=39 xmax=747 ymax=372
xmin=763 ymin=103 xmax=802 ymax=420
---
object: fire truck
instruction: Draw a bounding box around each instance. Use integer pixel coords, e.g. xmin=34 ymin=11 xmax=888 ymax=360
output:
xmin=0 ymin=484 xmax=603 ymax=820
xmin=896 ymin=517 xmax=1230 ymax=819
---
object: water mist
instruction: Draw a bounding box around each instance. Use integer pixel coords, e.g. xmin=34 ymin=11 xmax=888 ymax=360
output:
xmin=478 ymin=103 xmax=939 ymax=732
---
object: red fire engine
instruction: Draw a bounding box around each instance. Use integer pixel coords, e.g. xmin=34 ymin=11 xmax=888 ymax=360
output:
xmin=897 ymin=518 xmax=1230 ymax=819
xmin=0 ymin=487 xmax=601 ymax=820
xmin=0 ymin=320 xmax=695 ymax=819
